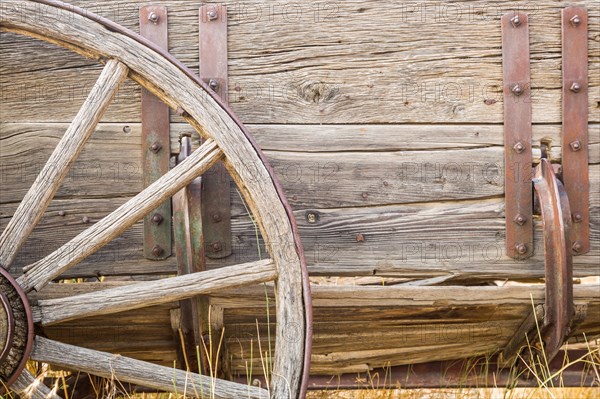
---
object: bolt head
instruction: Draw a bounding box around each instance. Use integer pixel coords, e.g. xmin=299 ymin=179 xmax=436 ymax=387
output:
xmin=511 ymin=84 xmax=524 ymax=96
xmin=207 ymin=10 xmax=218 ymax=20
xmin=148 ymin=12 xmax=159 ymax=23
xmin=82 ymin=216 xmax=90 ymax=224
xmin=510 ymin=15 xmax=521 ymax=27
xmin=572 ymin=241 xmax=583 ymax=253
xmin=151 ymin=213 xmax=164 ymax=225
xmin=150 ymin=142 xmax=162 ymax=153
xmin=570 ymin=15 xmax=581 ymax=26
xmin=211 ymin=212 xmax=222 ymax=223
xmin=570 ymin=82 xmax=581 ymax=93
xmin=513 ymin=142 xmax=526 ymax=154
xmin=306 ymin=212 xmax=318 ymax=224
xmin=362 ymin=192 xmax=369 ymax=199
xmin=573 ymin=213 xmax=583 ymax=223
xmin=58 ymin=210 xmax=66 ymax=217
xmin=514 ymin=214 xmax=527 ymax=226
xmin=356 ymin=233 xmax=365 ymax=243
xmin=569 ymin=140 xmax=582 ymax=152
xmin=515 ymin=243 xmax=528 ymax=255
xmin=208 ymin=79 xmax=219 ymax=91
xmin=211 ymin=242 xmax=222 ymax=252
xmin=152 ymin=245 xmax=164 ymax=257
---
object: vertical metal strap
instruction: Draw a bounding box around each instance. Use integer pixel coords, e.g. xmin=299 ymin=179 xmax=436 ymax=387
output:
xmin=199 ymin=4 xmax=232 ymax=259
xmin=562 ymin=7 xmax=589 ymax=255
xmin=140 ymin=5 xmax=172 ymax=260
xmin=502 ymin=12 xmax=533 ymax=259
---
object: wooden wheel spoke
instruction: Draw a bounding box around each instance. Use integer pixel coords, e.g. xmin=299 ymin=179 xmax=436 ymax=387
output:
xmin=35 ymin=259 xmax=276 ymax=325
xmin=30 ymin=336 xmax=268 ymax=399
xmin=0 ymin=60 xmax=128 ymax=269
xmin=10 ymin=370 xmax=61 ymax=399
xmin=18 ymin=139 xmax=223 ymax=292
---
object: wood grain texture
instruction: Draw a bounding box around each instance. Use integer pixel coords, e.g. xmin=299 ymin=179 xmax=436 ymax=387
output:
xmin=36 ymin=259 xmax=276 ymax=325
xmin=11 ymin=370 xmax=62 ymax=399
xmin=17 ymin=139 xmax=222 ymax=292
xmin=0 ymin=60 xmax=128 ymax=268
xmin=30 ymin=336 xmax=268 ymax=399
xmin=0 ymin=1 xmax=598 ymax=124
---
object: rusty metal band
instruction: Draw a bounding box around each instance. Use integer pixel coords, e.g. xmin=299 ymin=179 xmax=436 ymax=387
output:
xmin=0 ymin=267 xmax=34 ymax=395
xmin=0 ymin=293 xmax=15 ymax=365
xmin=26 ymin=1 xmax=313 ymax=395
xmin=199 ymin=4 xmax=233 ymax=259
xmin=140 ymin=5 xmax=172 ymax=260
xmin=562 ymin=7 xmax=589 ymax=256
xmin=501 ymin=12 xmax=533 ymax=259
xmin=533 ymin=159 xmax=574 ymax=361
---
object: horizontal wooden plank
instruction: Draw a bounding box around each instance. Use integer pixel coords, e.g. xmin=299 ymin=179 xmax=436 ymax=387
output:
xmin=0 ymin=1 xmax=598 ymax=123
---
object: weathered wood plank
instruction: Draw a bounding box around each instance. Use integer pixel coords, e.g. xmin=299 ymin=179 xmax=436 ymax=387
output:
xmin=0 ymin=60 xmax=129 ymax=268
xmin=36 ymin=259 xmax=277 ymax=325
xmin=11 ymin=370 xmax=62 ymax=399
xmin=1 ymin=1 xmax=598 ymax=124
xmin=30 ymin=336 xmax=268 ymax=399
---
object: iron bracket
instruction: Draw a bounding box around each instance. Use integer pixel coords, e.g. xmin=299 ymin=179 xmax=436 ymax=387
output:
xmin=500 ymin=7 xmax=589 ymax=363
xmin=140 ymin=5 xmax=172 ymax=260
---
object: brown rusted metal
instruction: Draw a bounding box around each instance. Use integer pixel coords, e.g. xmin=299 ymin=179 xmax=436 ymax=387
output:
xmin=533 ymin=158 xmax=574 ymax=361
xmin=502 ymin=12 xmax=533 ymax=259
xmin=199 ymin=4 xmax=232 ymax=259
xmin=0 ymin=293 xmax=15 ymax=366
xmin=0 ymin=267 xmax=34 ymax=395
xmin=172 ymin=135 xmax=208 ymax=373
xmin=140 ymin=5 xmax=172 ymax=260
xmin=23 ymin=2 xmax=313 ymax=395
xmin=562 ymin=6 xmax=590 ymax=255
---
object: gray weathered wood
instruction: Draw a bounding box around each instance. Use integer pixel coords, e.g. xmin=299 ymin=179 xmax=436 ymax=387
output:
xmin=17 ymin=139 xmax=222 ymax=292
xmin=11 ymin=370 xmax=62 ymax=399
xmin=30 ymin=336 xmax=268 ymax=399
xmin=36 ymin=259 xmax=276 ymax=325
xmin=0 ymin=60 xmax=128 ymax=268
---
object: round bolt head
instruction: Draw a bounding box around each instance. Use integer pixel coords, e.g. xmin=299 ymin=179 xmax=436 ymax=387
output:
xmin=148 ymin=12 xmax=159 ymax=23
xmin=151 ymin=213 xmax=164 ymax=225
xmin=211 ymin=242 xmax=222 ymax=252
xmin=511 ymin=84 xmax=523 ymax=96
xmin=514 ymin=214 xmax=527 ymax=226
xmin=513 ymin=142 xmax=526 ymax=154
xmin=208 ymin=79 xmax=219 ymax=91
xmin=570 ymin=15 xmax=581 ymax=26
xmin=58 ymin=210 xmax=66 ymax=217
xmin=152 ymin=245 xmax=164 ymax=257
xmin=573 ymin=213 xmax=583 ymax=223
xmin=572 ymin=241 xmax=583 ymax=253
xmin=207 ymin=10 xmax=218 ymax=20
xmin=150 ymin=142 xmax=162 ymax=153
xmin=306 ymin=212 xmax=318 ymax=224
xmin=570 ymin=82 xmax=581 ymax=93
xmin=569 ymin=140 xmax=582 ymax=152
xmin=82 ymin=216 xmax=90 ymax=224
xmin=212 ymin=212 xmax=222 ymax=223
xmin=510 ymin=15 xmax=521 ymax=27
xmin=355 ymin=233 xmax=365 ymax=243
xmin=515 ymin=243 xmax=527 ymax=255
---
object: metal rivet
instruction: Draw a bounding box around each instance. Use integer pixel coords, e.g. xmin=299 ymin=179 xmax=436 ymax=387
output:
xmin=207 ymin=10 xmax=218 ymax=21
xmin=569 ymin=140 xmax=581 ymax=152
xmin=150 ymin=141 xmax=162 ymax=153
xmin=572 ymin=241 xmax=583 ymax=253
xmin=513 ymin=142 xmax=526 ymax=153
xmin=151 ymin=213 xmax=164 ymax=225
xmin=570 ymin=82 xmax=581 ymax=93
xmin=208 ymin=79 xmax=219 ymax=91
xmin=570 ymin=15 xmax=581 ymax=26
xmin=356 ymin=233 xmax=365 ymax=243
xmin=514 ymin=214 xmax=527 ymax=226
xmin=511 ymin=83 xmax=524 ymax=96
xmin=212 ymin=212 xmax=222 ymax=223
xmin=515 ymin=243 xmax=527 ymax=255
xmin=152 ymin=245 xmax=164 ymax=257
xmin=510 ymin=15 xmax=521 ymax=27
xmin=573 ymin=213 xmax=583 ymax=223
xmin=58 ymin=210 xmax=66 ymax=217
xmin=362 ymin=192 xmax=369 ymax=199
xmin=148 ymin=12 xmax=159 ymax=23
xmin=306 ymin=212 xmax=318 ymax=224
xmin=210 ymin=242 xmax=222 ymax=252
xmin=82 ymin=216 xmax=90 ymax=224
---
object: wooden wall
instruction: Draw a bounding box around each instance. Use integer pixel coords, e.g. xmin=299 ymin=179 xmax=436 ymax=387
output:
xmin=1 ymin=0 xmax=599 ymax=376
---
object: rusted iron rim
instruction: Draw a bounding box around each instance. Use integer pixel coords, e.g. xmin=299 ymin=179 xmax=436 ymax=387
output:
xmin=10 ymin=0 xmax=312 ymax=395
xmin=0 ymin=293 xmax=15 ymax=365
xmin=533 ymin=159 xmax=574 ymax=361
xmin=0 ymin=267 xmax=34 ymax=395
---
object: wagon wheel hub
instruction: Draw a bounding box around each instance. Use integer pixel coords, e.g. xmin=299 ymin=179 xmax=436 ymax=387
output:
xmin=0 ymin=267 xmax=33 ymax=392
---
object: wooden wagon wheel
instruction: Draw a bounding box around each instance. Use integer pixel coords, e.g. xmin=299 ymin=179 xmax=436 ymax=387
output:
xmin=0 ymin=0 xmax=312 ymax=398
